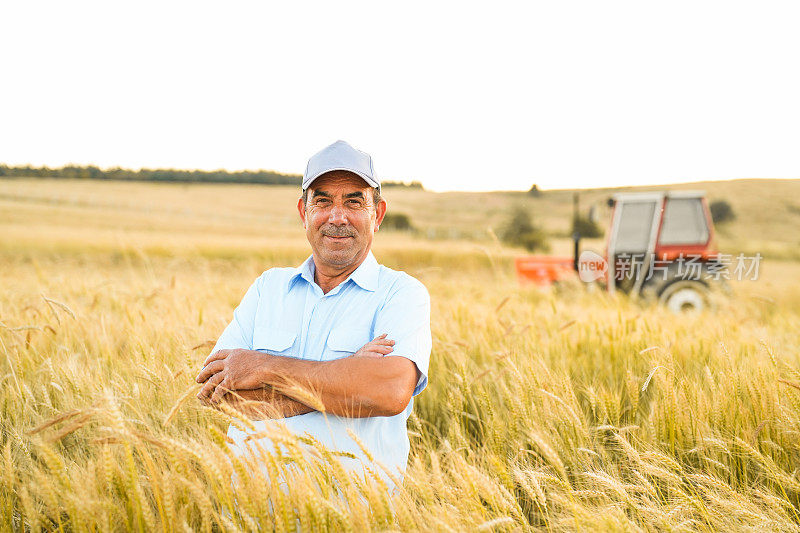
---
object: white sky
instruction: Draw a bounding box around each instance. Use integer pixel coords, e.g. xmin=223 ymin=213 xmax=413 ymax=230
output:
xmin=1 ymin=1 xmax=799 ymax=192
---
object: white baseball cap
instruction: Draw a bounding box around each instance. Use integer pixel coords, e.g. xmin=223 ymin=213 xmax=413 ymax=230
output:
xmin=302 ymin=140 xmax=380 ymax=191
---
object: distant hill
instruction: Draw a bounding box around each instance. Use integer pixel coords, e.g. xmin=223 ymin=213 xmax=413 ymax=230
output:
xmin=0 ymin=164 xmax=301 ymax=185
xmin=0 ymin=173 xmax=796 ymax=260
xmin=382 ymin=178 xmax=800 ymax=260
xmin=0 ymin=164 xmax=423 ymax=189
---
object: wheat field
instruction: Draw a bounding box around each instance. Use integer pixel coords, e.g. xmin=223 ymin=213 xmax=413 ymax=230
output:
xmin=3 ymin=178 xmax=800 ymax=532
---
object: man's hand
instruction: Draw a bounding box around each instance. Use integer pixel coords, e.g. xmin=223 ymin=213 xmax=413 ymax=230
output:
xmin=353 ymin=334 xmax=395 ymax=358
xmin=195 ymin=333 xmax=416 ymax=418
xmin=195 ymin=348 xmax=270 ymax=404
xmin=197 ymin=335 xmax=394 ymax=402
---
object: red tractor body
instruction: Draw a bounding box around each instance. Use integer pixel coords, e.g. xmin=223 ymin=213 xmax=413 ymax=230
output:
xmin=516 ymin=190 xmax=723 ymax=311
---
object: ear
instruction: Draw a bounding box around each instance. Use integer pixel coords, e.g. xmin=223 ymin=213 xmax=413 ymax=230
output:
xmin=374 ymin=198 xmax=387 ymax=231
xmin=297 ymin=196 xmax=307 ymax=229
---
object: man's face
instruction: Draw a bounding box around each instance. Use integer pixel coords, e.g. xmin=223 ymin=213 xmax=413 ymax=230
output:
xmin=298 ymin=170 xmax=387 ymax=270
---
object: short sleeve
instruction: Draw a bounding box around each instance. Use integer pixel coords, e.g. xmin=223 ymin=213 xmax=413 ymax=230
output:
xmin=209 ymin=273 xmax=264 ymax=355
xmin=374 ymin=278 xmax=432 ymax=396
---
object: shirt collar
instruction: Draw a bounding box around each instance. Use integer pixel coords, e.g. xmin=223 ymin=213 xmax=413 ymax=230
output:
xmin=287 ymin=251 xmax=379 ymax=293
xmin=288 ymin=254 xmax=316 ymax=292
xmin=348 ymin=250 xmax=379 ymax=292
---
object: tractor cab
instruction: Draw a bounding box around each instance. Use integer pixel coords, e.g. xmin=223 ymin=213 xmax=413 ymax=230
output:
xmin=514 ymin=189 xmax=723 ymax=312
xmin=606 ymin=191 xmax=718 ymax=311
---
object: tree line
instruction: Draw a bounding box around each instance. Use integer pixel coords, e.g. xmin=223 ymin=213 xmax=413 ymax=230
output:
xmin=0 ymin=164 xmax=424 ymax=189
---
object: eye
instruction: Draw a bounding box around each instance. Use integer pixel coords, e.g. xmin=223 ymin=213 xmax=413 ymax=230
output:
xmin=347 ymin=199 xmax=363 ymax=206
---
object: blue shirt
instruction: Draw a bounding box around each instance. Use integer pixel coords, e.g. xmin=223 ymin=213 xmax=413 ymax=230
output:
xmin=211 ymin=251 xmax=431 ymax=488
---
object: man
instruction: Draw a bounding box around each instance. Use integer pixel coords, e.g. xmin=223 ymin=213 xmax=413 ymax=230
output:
xmin=195 ymin=140 xmax=431 ymax=491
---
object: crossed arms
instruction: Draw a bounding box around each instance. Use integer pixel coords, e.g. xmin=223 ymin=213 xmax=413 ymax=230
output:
xmin=195 ymin=334 xmax=421 ymax=419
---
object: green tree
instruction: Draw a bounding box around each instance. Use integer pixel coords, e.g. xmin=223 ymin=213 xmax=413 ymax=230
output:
xmin=571 ymin=215 xmax=602 ymax=238
xmin=381 ymin=212 xmax=415 ymax=231
xmin=710 ymin=199 xmax=735 ymax=224
xmin=499 ymin=205 xmax=550 ymax=252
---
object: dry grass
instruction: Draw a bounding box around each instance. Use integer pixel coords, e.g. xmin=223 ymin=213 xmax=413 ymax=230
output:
xmin=2 ymin=178 xmax=800 ymax=531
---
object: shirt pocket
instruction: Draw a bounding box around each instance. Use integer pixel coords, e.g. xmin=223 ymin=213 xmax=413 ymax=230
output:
xmin=324 ymin=328 xmax=372 ymax=360
xmin=252 ymin=327 xmax=296 ymax=356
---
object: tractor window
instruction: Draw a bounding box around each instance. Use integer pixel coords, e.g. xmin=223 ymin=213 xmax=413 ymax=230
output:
xmin=615 ymin=201 xmax=656 ymax=253
xmin=659 ymin=198 xmax=709 ymax=245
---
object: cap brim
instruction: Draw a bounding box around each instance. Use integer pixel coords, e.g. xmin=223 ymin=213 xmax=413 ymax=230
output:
xmin=302 ymin=168 xmax=380 ymax=190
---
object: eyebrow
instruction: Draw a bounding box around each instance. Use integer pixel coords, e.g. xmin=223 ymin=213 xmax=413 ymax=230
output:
xmin=310 ymin=190 xmax=365 ymax=200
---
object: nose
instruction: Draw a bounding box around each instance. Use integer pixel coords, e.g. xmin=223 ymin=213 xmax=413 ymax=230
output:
xmin=328 ymin=204 xmax=347 ymax=225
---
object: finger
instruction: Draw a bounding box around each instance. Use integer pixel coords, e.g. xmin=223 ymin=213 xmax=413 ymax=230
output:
xmin=372 ymin=334 xmax=388 ymax=341
xmin=376 ymin=333 xmax=395 ymax=342
xmin=360 ymin=345 xmax=393 ymax=357
xmin=362 ymin=342 xmax=394 ymax=351
xmin=366 ymin=338 xmax=395 ymax=347
xmin=196 ymin=360 xmax=225 ymax=383
xmin=203 ymin=350 xmax=229 ymax=367
xmin=210 ymin=377 xmax=231 ymax=404
xmin=197 ymin=372 xmax=225 ymax=401
xmin=372 ymin=345 xmax=394 ymax=354
xmin=375 ymin=339 xmax=395 ymax=346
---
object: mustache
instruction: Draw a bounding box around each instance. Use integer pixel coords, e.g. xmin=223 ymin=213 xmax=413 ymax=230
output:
xmin=321 ymin=225 xmax=356 ymax=238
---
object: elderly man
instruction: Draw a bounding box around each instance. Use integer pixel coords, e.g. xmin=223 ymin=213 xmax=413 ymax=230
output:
xmin=195 ymin=140 xmax=431 ymax=490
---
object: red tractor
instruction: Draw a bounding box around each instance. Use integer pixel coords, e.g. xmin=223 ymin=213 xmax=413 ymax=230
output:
xmin=516 ymin=191 xmax=726 ymax=312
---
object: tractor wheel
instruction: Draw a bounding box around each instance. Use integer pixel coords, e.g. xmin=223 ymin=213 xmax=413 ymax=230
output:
xmin=658 ymin=280 xmax=709 ymax=313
